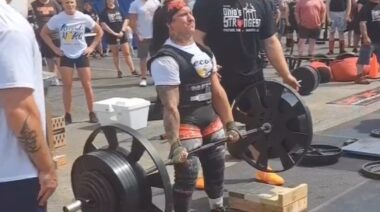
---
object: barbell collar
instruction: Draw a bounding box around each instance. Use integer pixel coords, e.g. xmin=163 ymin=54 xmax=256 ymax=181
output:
xmin=243 ymin=122 xmax=272 ymax=136
xmin=63 ymin=200 xmax=83 ymax=212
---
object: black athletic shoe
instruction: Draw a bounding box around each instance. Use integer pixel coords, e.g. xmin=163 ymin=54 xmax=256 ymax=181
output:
xmin=89 ymin=112 xmax=98 ymax=123
xmin=131 ymin=70 xmax=140 ymax=77
xmin=65 ymin=113 xmax=72 ymax=125
xmin=117 ymin=71 xmax=123 ymax=78
xmin=211 ymin=206 xmax=229 ymax=212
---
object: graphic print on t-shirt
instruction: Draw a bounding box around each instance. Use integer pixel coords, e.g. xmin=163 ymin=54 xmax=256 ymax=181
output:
xmin=372 ymin=7 xmax=380 ymax=22
xmin=107 ymin=11 xmax=123 ymax=23
xmin=61 ymin=23 xmax=84 ymax=43
xmin=223 ymin=3 xmax=261 ymax=32
xmin=191 ymin=52 xmax=213 ymax=78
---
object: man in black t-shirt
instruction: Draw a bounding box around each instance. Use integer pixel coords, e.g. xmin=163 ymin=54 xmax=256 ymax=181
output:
xmin=99 ymin=0 xmax=137 ymax=78
xmin=193 ymin=0 xmax=300 ymax=186
xmin=355 ymin=0 xmax=380 ymax=84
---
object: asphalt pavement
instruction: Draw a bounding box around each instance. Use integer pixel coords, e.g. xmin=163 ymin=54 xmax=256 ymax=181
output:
xmin=46 ymin=43 xmax=380 ymax=212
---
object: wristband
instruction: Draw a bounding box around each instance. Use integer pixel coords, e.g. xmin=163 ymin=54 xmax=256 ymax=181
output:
xmin=226 ymin=121 xmax=238 ymax=131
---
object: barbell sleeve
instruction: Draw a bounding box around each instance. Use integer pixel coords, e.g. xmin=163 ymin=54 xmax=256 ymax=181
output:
xmin=63 ymin=200 xmax=82 ymax=212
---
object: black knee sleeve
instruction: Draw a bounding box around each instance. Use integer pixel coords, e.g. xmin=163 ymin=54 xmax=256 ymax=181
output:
xmin=199 ymin=145 xmax=225 ymax=199
xmin=173 ymin=156 xmax=199 ymax=212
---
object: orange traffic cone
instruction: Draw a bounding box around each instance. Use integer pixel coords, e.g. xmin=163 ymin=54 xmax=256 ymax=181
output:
xmin=368 ymin=54 xmax=380 ymax=79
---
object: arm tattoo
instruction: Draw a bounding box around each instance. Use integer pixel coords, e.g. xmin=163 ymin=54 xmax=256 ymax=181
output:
xmin=18 ymin=116 xmax=40 ymax=153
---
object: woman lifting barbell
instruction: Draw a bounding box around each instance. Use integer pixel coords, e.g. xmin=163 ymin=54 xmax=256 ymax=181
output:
xmin=149 ymin=1 xmax=240 ymax=211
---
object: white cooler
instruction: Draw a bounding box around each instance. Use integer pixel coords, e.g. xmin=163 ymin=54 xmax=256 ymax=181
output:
xmin=94 ymin=97 xmax=151 ymax=129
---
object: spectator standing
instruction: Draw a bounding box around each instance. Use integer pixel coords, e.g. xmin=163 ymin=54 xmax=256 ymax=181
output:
xmin=295 ymin=0 xmax=326 ymax=56
xmin=285 ymin=0 xmax=298 ymax=52
xmin=326 ymin=0 xmax=352 ymax=54
xmin=355 ymin=0 xmax=380 ymax=84
xmin=193 ymin=0 xmax=300 ymax=186
xmin=346 ymin=0 xmax=358 ymax=48
xmin=40 ymin=0 xmax=104 ymax=124
xmin=352 ymin=0 xmax=368 ymax=52
xmin=0 ymin=1 xmax=57 ymax=211
xmin=31 ymin=0 xmax=62 ymax=86
xmin=129 ymin=0 xmax=160 ymax=87
xmin=83 ymin=1 xmax=104 ymax=58
xmin=100 ymin=0 xmax=137 ymax=78
xmin=278 ymin=0 xmax=290 ymax=42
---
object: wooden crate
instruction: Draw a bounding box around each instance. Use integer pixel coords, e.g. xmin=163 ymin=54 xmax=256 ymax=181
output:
xmin=229 ymin=182 xmax=308 ymax=212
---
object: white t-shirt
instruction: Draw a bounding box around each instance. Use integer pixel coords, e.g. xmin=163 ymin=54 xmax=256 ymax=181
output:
xmin=151 ymin=39 xmax=217 ymax=86
xmin=0 ymin=1 xmax=45 ymax=182
xmin=47 ymin=11 xmax=96 ymax=59
xmin=129 ymin=0 xmax=160 ymax=39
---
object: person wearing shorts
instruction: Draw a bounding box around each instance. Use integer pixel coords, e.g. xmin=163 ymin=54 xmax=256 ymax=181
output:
xmin=295 ymin=0 xmax=326 ymax=56
xmin=352 ymin=0 xmax=368 ymax=52
xmin=278 ymin=0 xmax=289 ymax=42
xmin=129 ymin=0 xmax=160 ymax=87
xmin=355 ymin=0 xmax=380 ymax=84
xmin=83 ymin=2 xmax=104 ymax=58
xmin=40 ymin=0 xmax=104 ymax=124
xmin=99 ymin=0 xmax=137 ymax=78
xmin=326 ymin=0 xmax=352 ymax=54
xmin=285 ymin=0 xmax=298 ymax=52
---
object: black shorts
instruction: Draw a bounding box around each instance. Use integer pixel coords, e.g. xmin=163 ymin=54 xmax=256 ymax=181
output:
xmin=285 ymin=23 xmax=298 ymax=34
xmin=0 ymin=178 xmax=46 ymax=212
xmin=36 ymin=33 xmax=60 ymax=59
xmin=298 ymin=26 xmax=321 ymax=39
xmin=106 ymin=32 xmax=128 ymax=45
xmin=60 ymin=55 xmax=90 ymax=68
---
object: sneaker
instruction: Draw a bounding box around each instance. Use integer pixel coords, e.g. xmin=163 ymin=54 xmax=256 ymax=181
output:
xmin=51 ymin=78 xmax=63 ymax=86
xmin=211 ymin=206 xmax=229 ymax=212
xmin=352 ymin=48 xmax=358 ymax=53
xmin=195 ymin=177 xmax=204 ymax=190
xmin=131 ymin=70 xmax=139 ymax=76
xmin=139 ymin=79 xmax=147 ymax=87
xmin=354 ymin=75 xmax=370 ymax=85
xmin=327 ymin=51 xmax=334 ymax=55
xmin=117 ymin=71 xmax=123 ymax=78
xmin=65 ymin=113 xmax=72 ymax=125
xmin=256 ymin=170 xmax=285 ymax=186
xmin=89 ymin=112 xmax=98 ymax=123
